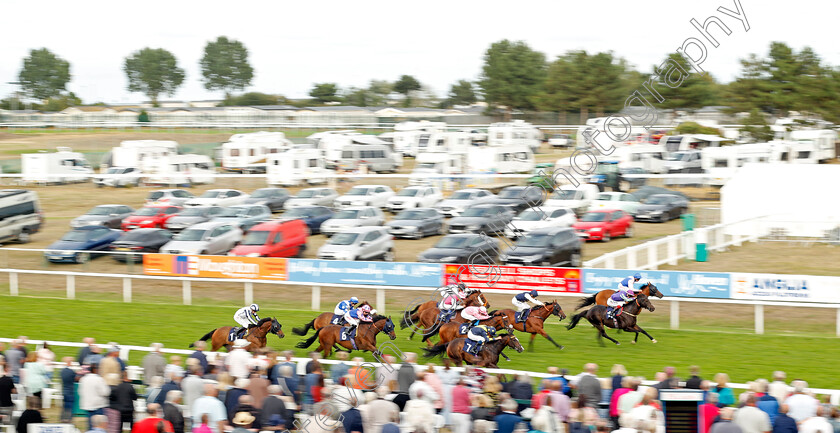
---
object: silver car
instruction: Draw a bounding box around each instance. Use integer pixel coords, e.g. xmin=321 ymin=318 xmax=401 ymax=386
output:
xmin=284 ymin=188 xmax=339 ymax=209
xmin=94 ymin=166 xmax=143 ymax=187
xmin=164 ymin=206 xmax=223 ymax=233
xmin=317 ymin=226 xmax=394 ymax=261
xmin=211 ymin=204 xmax=272 ymax=231
xmin=71 ymin=205 xmax=134 ymax=229
xmin=386 ymin=208 xmax=445 ymax=239
xmin=160 ymin=221 xmax=243 ymax=255
xmin=319 ymin=206 xmax=385 ymax=237
xmin=146 ymin=189 xmax=195 ymax=206
xmin=434 ymin=189 xmax=495 ymax=217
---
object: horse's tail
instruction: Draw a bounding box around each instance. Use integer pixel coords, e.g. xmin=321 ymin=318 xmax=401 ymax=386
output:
xmin=292 ymin=319 xmax=315 ymax=336
xmin=575 ymin=294 xmax=597 ymax=310
xmin=421 ymin=321 xmax=442 ymax=342
xmin=566 ymin=312 xmax=586 ymax=330
xmin=295 ymin=327 xmax=323 ymax=349
xmin=400 ymin=305 xmax=420 ymax=329
xmin=422 ymin=342 xmax=448 ymax=359
xmin=190 ymin=329 xmax=217 ymax=347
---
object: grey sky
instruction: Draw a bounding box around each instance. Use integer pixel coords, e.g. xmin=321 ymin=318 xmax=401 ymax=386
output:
xmin=0 ymin=0 xmax=835 ymax=104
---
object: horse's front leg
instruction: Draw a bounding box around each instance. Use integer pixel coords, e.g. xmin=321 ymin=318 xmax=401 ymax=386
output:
xmin=629 ymin=324 xmax=657 ymax=343
xmin=595 ymin=323 xmax=620 ymax=345
xmin=537 ymin=328 xmax=564 ymax=350
xmin=528 ymin=333 xmax=536 ymax=352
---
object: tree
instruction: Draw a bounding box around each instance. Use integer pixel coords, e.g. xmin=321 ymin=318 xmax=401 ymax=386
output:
xmin=343 ymin=87 xmax=377 ymax=107
xmin=200 ymin=36 xmax=254 ymax=98
xmin=123 ymin=48 xmax=185 ymax=106
xmin=446 ymin=80 xmax=477 ymax=106
xmin=739 ymin=108 xmax=773 ymax=142
xmin=39 ymin=92 xmax=82 ymax=112
xmin=725 ymin=54 xmax=772 ymax=113
xmin=535 ymin=50 xmax=625 ymax=122
xmin=393 ymin=75 xmax=422 ymax=107
xmin=651 ymin=53 xmax=722 ymax=109
xmin=18 ymin=48 xmax=71 ymax=101
xmin=675 ymin=121 xmax=723 ymax=136
xmin=309 ymin=83 xmax=340 ymax=104
xmin=368 ymin=80 xmax=393 ymax=103
xmin=222 ymin=92 xmax=285 ymax=106
xmin=479 ymin=40 xmax=547 ymax=115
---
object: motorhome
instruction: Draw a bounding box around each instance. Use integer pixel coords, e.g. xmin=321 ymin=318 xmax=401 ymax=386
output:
xmin=22 ymin=147 xmax=93 ymax=184
xmin=409 ymin=152 xmax=465 ymax=185
xmin=338 ymin=144 xmax=400 ymax=173
xmin=266 ymin=149 xmax=331 ymax=187
xmin=701 ymin=143 xmax=778 ymax=186
xmin=317 ymin=131 xmax=392 ymax=168
xmin=467 ymin=145 xmax=534 ymax=174
xmin=788 ymin=130 xmax=837 ymax=161
xmin=658 ymin=134 xmax=729 ymax=153
xmin=103 ymin=140 xmax=178 ymax=172
xmin=612 ymin=144 xmax=667 ymax=173
xmin=392 ymin=121 xmax=447 ymax=156
xmin=147 ymin=154 xmax=216 ymax=186
xmin=411 ymin=131 xmax=473 ymax=155
xmin=487 ymin=120 xmax=543 ymax=153
xmin=221 ymin=131 xmax=294 ymax=173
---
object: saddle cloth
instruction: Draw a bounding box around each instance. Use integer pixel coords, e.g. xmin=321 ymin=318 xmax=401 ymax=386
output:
xmin=515 ymin=309 xmax=531 ymax=323
xmin=331 ymin=314 xmax=345 ymax=325
xmin=463 ymin=339 xmax=482 ymax=355
xmin=458 ymin=323 xmax=472 ymax=335
xmin=340 ymin=326 xmax=357 ymax=342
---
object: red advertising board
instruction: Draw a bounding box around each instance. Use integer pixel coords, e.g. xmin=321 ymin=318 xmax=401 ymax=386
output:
xmin=443 ymin=264 xmax=582 ymax=293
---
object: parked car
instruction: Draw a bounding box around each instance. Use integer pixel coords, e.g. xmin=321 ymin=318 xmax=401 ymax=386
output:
xmin=386 ymin=186 xmax=443 ymax=213
xmin=619 ymin=167 xmax=648 ymax=190
xmin=71 ymin=205 xmax=134 ymax=229
xmin=591 ymin=192 xmax=642 ymax=215
xmin=109 ymin=228 xmax=173 ymax=262
xmin=146 ymin=189 xmax=194 ymax=206
xmin=417 ymin=233 xmax=499 ymax=264
xmin=545 ymin=184 xmax=601 ymax=216
xmin=320 ymin=206 xmax=386 ymax=237
xmin=244 ymin=188 xmax=291 ymax=212
xmin=634 ymin=194 xmax=689 ymax=222
xmin=160 ymin=221 xmax=243 ymax=255
xmin=284 ymin=187 xmax=339 ymax=209
xmin=434 ymin=189 xmax=495 ymax=217
xmin=184 ymin=189 xmax=250 ymax=207
xmin=94 ymin=166 xmax=143 ymax=187
xmin=317 ymin=226 xmax=394 ymax=261
xmin=228 ymin=219 xmax=309 ymax=258
xmin=664 ymin=149 xmax=702 ymax=173
xmin=211 ymin=204 xmax=272 ymax=231
xmin=500 ymin=227 xmax=581 ymax=267
xmin=163 ymin=206 xmax=223 ymax=233
xmin=277 ymin=206 xmax=334 ymax=234
xmin=334 ymin=185 xmax=395 ymax=209
xmin=482 ymin=186 xmax=545 ymax=213
xmin=121 ymin=205 xmax=182 ymax=231
xmin=0 ymin=189 xmax=44 ymax=244
xmin=573 ymin=210 xmax=634 ymax=242
xmin=631 ymin=186 xmax=689 ymax=202
xmin=549 ymin=134 xmax=573 ymax=148
xmin=386 ymin=208 xmax=445 ymax=239
xmin=504 ymin=206 xmax=576 ymax=239
xmin=44 ymin=226 xmax=122 ymax=263
xmin=447 ymin=204 xmax=514 ymax=235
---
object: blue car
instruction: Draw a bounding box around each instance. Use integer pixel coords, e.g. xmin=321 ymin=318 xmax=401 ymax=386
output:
xmin=44 ymin=226 xmax=122 ymax=263
xmin=278 ymin=206 xmax=333 ymax=234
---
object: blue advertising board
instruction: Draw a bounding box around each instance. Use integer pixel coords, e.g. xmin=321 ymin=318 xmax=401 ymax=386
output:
xmin=286 ymin=259 xmax=443 ymax=287
xmin=582 ymin=269 xmax=730 ymax=299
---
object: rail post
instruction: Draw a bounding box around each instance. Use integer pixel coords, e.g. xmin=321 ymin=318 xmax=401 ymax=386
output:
xmin=244 ymin=282 xmax=253 ymax=305
xmin=667 ymin=237 xmax=678 ymax=265
xmin=647 ymin=244 xmax=658 ymax=270
xmin=66 ymin=274 xmax=75 ymax=299
xmin=123 ymin=277 xmax=132 ymax=303
xmin=755 ymin=304 xmax=764 ymax=334
xmin=627 ymin=248 xmax=637 ymax=269
xmin=605 ymin=255 xmax=615 ymax=269
xmin=9 ymin=272 xmax=18 ymax=296
xmin=183 ymin=280 xmax=191 ymax=305
xmin=312 ymin=286 xmax=321 ymax=311
xmin=377 ymin=288 xmax=385 ymax=313
xmin=670 ymin=300 xmax=679 ymax=329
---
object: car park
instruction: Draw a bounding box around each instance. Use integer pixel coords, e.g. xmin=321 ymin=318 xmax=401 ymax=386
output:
xmin=320 ymin=206 xmax=386 ymax=237
xmin=386 ymin=186 xmax=443 ymax=213
xmin=482 ymin=186 xmax=546 ymax=213
xmin=434 ymin=189 xmax=495 ymax=217
xmin=284 ymin=187 xmax=339 ymax=209
xmin=573 ymin=209 xmax=634 ymax=241
xmin=45 ymin=226 xmax=122 ymax=263
xmin=317 ymin=226 xmax=394 ymax=261
xmin=145 ymin=189 xmax=194 ymax=206
xmin=109 ymin=228 xmax=173 ymax=262
xmin=385 ymin=208 xmax=445 ymax=239
xmin=417 ymin=233 xmax=499 ymax=264
xmin=160 ymin=221 xmax=243 ymax=255
xmin=94 ymin=166 xmax=143 ymax=188
xmin=447 ymin=204 xmax=514 ymax=235
xmin=634 ymin=194 xmax=689 ymax=222
xmin=0 ymin=189 xmax=44 ymax=244
xmin=277 ymin=206 xmax=334 ymax=234
xmin=500 ymin=226 xmax=581 ymax=267
xmin=334 ymin=185 xmax=395 ymax=209
xmin=184 ymin=189 xmax=250 ymax=207
xmin=504 ymin=206 xmax=577 ymax=239
xmin=591 ymin=192 xmax=642 ymax=215
xmin=163 ymin=206 xmax=223 ymax=233
xmin=211 ymin=204 xmax=272 ymax=231
xmin=228 ymin=219 xmax=309 ymax=258
xmin=121 ymin=205 xmax=182 ymax=230
xmin=243 ymin=188 xmax=291 ymax=212
xmin=71 ymin=205 xmax=134 ymax=229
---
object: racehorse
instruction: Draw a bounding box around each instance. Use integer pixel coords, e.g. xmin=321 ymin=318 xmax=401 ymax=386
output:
xmin=566 ymin=293 xmax=657 ymax=345
xmin=400 ymin=291 xmax=489 ymax=341
xmin=422 ymin=333 xmax=524 ymax=368
xmin=291 ymin=301 xmax=373 ymax=336
xmin=192 ymin=317 xmax=285 ymax=352
xmin=422 ymin=312 xmax=513 ymax=345
xmin=400 ymin=288 xmax=482 ymax=328
xmin=295 ymin=315 xmax=397 ymax=358
xmin=575 ymin=282 xmax=663 ymax=310
xmin=490 ymin=301 xmax=567 ymax=351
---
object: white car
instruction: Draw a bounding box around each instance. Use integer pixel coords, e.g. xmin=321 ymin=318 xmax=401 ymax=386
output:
xmin=146 ymin=189 xmax=195 ymax=206
xmin=184 ymin=189 xmax=250 ymax=207
xmin=386 ymin=186 xmax=443 ymax=213
xmin=549 ymin=134 xmax=572 ymax=148
xmin=434 ymin=189 xmax=495 ymax=217
xmin=591 ymin=192 xmax=642 ymax=215
xmin=159 ymin=221 xmax=243 ymax=255
xmin=319 ymin=206 xmax=386 ymax=237
xmin=94 ymin=166 xmax=143 ymax=187
xmin=284 ymin=188 xmax=339 ymax=209
xmin=334 ymin=185 xmax=395 ymax=209
xmin=317 ymin=226 xmax=395 ymax=261
xmin=504 ymin=206 xmax=577 ymax=239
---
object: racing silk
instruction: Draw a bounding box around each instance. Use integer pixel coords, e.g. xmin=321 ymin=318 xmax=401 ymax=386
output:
xmin=439 ymin=294 xmax=461 ymax=310
xmin=618 ymin=276 xmax=647 ymax=292
xmin=610 ymin=288 xmax=635 ymax=302
xmin=334 ymin=300 xmax=355 ymax=315
xmin=467 ymin=325 xmax=495 ymax=341
xmin=514 ymin=292 xmax=543 ymax=305
xmin=234 ymin=307 xmax=260 ymax=327
xmin=461 ymin=306 xmax=490 ymax=321
xmin=345 ymin=308 xmax=372 ymax=322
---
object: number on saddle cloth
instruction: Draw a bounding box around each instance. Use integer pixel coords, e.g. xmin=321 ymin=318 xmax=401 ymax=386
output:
xmin=331 ymin=314 xmax=345 ymax=325
xmin=463 ymin=339 xmax=483 ymax=355
xmin=515 ymin=309 xmax=532 ymax=323
xmin=340 ymin=327 xmax=357 ymax=342
xmin=458 ymin=323 xmax=472 ymax=335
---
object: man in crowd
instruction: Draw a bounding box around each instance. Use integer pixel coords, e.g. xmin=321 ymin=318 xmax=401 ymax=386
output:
xmin=142 ymin=343 xmax=166 ymax=386
xmin=191 ymin=384 xmax=228 ymax=433
xmin=733 ymin=394 xmax=771 ymax=433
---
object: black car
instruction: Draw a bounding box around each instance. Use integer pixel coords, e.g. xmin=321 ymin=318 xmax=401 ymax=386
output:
xmin=500 ymin=227 xmax=581 ymax=267
xmin=417 ymin=234 xmax=499 ymax=264
xmin=634 ymin=194 xmax=690 ymax=223
xmin=447 ymin=204 xmax=515 ymax=235
xmin=481 ymin=186 xmax=545 ymax=213
xmin=109 ymin=228 xmax=174 ymax=262
xmin=619 ymin=167 xmax=648 ymax=190
xmin=244 ymin=188 xmax=291 ymax=212
xmin=631 ymin=186 xmax=689 ymax=202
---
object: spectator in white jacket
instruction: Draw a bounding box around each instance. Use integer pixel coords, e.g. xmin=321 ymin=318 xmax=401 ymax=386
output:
xmin=408 ymin=372 xmax=440 ymax=404
xmin=225 ymin=340 xmax=253 ymax=379
xmin=404 ymin=388 xmax=436 ymax=433
xmin=79 ymin=364 xmax=111 ymax=431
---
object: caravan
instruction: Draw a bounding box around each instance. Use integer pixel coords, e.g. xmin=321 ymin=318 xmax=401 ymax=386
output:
xmin=612 ymin=144 xmax=667 ymax=173
xmin=409 ymin=152 xmax=465 ymax=186
xmin=467 ymin=145 xmax=534 ymax=174
xmin=221 ymin=131 xmax=294 ymax=173
xmin=22 ymin=147 xmax=93 ymax=184
xmin=575 ymin=117 xmax=653 ymax=149
xmin=317 ymin=132 xmax=394 ymax=168
xmin=147 ymin=154 xmax=216 ymax=186
xmin=105 ymin=140 xmax=178 ymax=172
xmin=392 ymin=121 xmax=447 ymax=156
xmin=659 ymin=134 xmax=728 ymax=153
xmin=266 ymin=149 xmax=330 ymax=187
xmin=788 ymin=130 xmax=837 ymax=162
xmin=411 ymin=131 xmax=473 ymax=155
xmin=701 ymin=143 xmax=778 ymax=186
xmin=487 ymin=120 xmax=543 ymax=153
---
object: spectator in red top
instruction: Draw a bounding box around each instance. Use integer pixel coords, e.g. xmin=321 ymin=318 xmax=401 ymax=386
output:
xmin=451 ymin=379 xmax=472 ymax=433
xmin=531 ymin=380 xmax=552 ymax=409
xmin=699 ymin=392 xmax=721 ymax=433
xmin=132 ymin=404 xmax=174 ymax=433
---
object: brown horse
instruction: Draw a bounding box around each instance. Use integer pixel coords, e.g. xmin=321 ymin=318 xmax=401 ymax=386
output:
xmin=295 ymin=315 xmax=396 ymax=358
xmin=491 ymin=301 xmax=567 ymax=351
xmin=575 ymin=282 xmax=663 ymax=310
xmin=422 ymin=333 xmax=524 ymax=368
xmin=567 ymin=293 xmax=657 ymax=345
xmin=400 ymin=291 xmax=489 ymax=342
xmin=399 ymin=288 xmax=482 ymax=327
xmin=291 ymin=301 xmax=372 ymax=336
xmin=192 ymin=317 xmax=285 ymax=352
xmin=422 ymin=312 xmax=513 ymax=345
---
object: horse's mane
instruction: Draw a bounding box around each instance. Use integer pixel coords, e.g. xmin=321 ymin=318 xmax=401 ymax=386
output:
xmin=371 ymin=314 xmax=387 ymax=322
xmin=257 ymin=317 xmax=272 ymax=326
xmin=489 ymin=310 xmax=499 ymax=315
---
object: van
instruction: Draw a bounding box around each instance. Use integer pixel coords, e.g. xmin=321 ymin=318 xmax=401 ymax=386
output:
xmin=147 ymin=154 xmax=216 ymax=186
xmin=544 ymin=184 xmax=601 ymax=216
xmin=338 ymin=144 xmax=399 ymax=173
xmin=228 ymin=219 xmax=308 ymax=258
xmin=467 ymin=145 xmax=534 ymax=174
xmin=266 ymin=149 xmax=330 ymax=187
xmin=22 ymin=147 xmax=93 ymax=184
xmin=0 ymin=189 xmax=43 ymax=243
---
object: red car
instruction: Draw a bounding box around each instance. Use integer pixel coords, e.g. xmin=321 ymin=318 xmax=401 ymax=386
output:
xmin=121 ymin=205 xmax=182 ymax=231
xmin=573 ymin=209 xmax=633 ymax=242
xmin=228 ymin=219 xmax=309 ymax=257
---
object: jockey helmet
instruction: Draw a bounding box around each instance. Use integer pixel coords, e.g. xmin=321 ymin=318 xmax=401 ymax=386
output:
xmin=350 ymin=296 xmax=359 ymax=304
xmin=361 ymin=305 xmax=372 ymax=313
xmin=479 ymin=306 xmax=488 ymax=315
xmin=250 ymin=303 xmax=259 ymax=311
xmin=457 ymin=282 xmax=468 ymax=291
xmin=633 ymin=272 xmax=642 ymax=280
xmin=530 ymin=289 xmax=538 ymax=297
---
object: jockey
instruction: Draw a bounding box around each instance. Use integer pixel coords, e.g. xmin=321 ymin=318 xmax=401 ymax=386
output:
xmin=334 ymin=297 xmax=359 ymax=316
xmin=607 ymin=273 xmax=645 ymax=320
xmin=466 ymin=325 xmax=497 ymax=353
xmin=233 ymin=304 xmax=260 ymax=338
xmin=461 ymin=306 xmax=491 ymax=327
xmin=438 ymin=284 xmax=468 ymax=312
xmin=343 ymin=304 xmax=374 ymax=334
xmin=511 ymin=290 xmax=544 ymax=312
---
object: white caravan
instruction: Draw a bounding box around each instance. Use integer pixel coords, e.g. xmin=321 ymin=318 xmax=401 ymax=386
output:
xmin=147 ymin=154 xmax=216 ymax=186
xmin=575 ymin=117 xmax=653 ymax=150
xmin=701 ymin=143 xmax=778 ymax=186
xmin=467 ymin=145 xmax=534 ymax=174
xmin=106 ymin=140 xmax=178 ymax=172
xmin=788 ymin=130 xmax=837 ymax=162
xmin=658 ymin=134 xmax=728 ymax=153
xmin=392 ymin=121 xmax=447 ymax=156
xmin=409 ymin=152 xmax=465 ymax=186
xmin=317 ymin=131 xmax=392 ymax=168
xmin=306 ymin=130 xmax=356 ymax=147
xmin=221 ymin=131 xmax=294 ymax=173
xmin=411 ymin=131 xmax=473 ymax=155
xmin=487 ymin=120 xmax=542 ymax=153
xmin=266 ymin=149 xmax=330 ymax=187
xmin=775 ymin=140 xmax=820 ymax=164
xmin=22 ymin=147 xmax=93 ymax=184
xmin=611 ymin=144 xmax=667 ymax=173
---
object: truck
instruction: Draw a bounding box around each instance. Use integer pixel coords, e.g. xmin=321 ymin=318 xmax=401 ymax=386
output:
xmin=22 ymin=147 xmax=93 ymax=184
